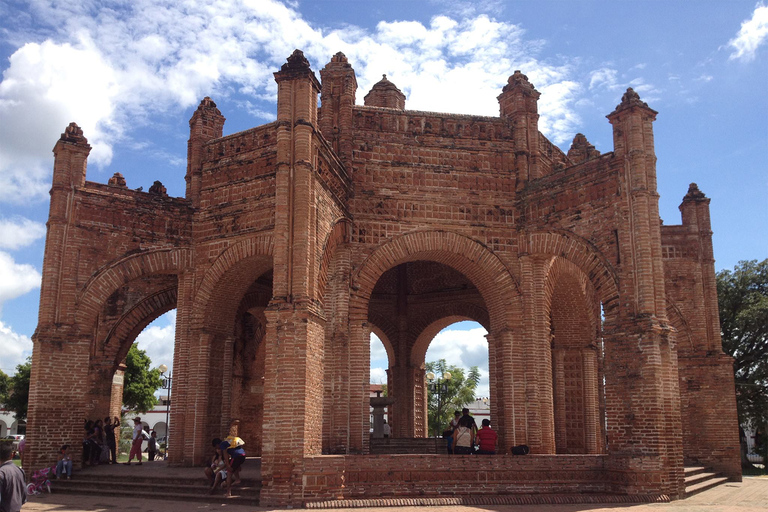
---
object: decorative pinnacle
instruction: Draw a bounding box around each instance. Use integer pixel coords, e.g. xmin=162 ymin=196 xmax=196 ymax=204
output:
xmin=331 ymin=52 xmax=348 ymax=63
xmin=684 ymin=182 xmax=707 ymax=200
xmin=60 ymin=122 xmax=88 ymax=145
xmin=281 ymin=49 xmax=311 ymax=72
xmin=614 ymin=87 xmax=652 ymax=112
xmin=501 ymin=70 xmax=538 ymax=95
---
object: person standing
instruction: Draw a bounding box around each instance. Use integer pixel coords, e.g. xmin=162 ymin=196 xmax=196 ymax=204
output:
xmin=126 ymin=417 xmax=144 ymax=465
xmin=446 ymin=411 xmax=461 ymax=454
xmin=103 ymin=417 xmax=118 ymax=464
xmin=475 ymin=419 xmax=498 ymax=455
xmin=0 ymin=442 xmax=26 ymax=512
xmin=382 ymin=420 xmax=390 ymax=439
xmin=147 ymin=431 xmax=158 ymax=462
xmin=453 ymin=408 xmax=478 ymax=455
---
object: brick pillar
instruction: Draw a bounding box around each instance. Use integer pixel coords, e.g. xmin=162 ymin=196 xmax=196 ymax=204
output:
xmin=552 ymin=348 xmax=566 ymax=452
xmin=319 ymin=52 xmax=357 ymax=167
xmin=186 ymin=97 xmax=224 ymax=207
xmin=170 ymin=271 xmax=194 ymax=464
xmin=260 ymin=50 xmax=326 ymax=507
xmin=581 ymin=346 xmax=600 ymax=454
xmin=412 ymin=366 xmax=427 ymax=438
xmin=519 ymin=255 xmax=556 ymax=453
xmin=498 ymin=71 xmax=540 ymax=188
xmin=677 ymin=184 xmax=740 ymax=480
xmin=27 ymin=124 xmax=93 ymax=471
xmin=487 ymin=327 xmax=522 ymax=453
xmin=606 ymin=88 xmax=684 ymax=496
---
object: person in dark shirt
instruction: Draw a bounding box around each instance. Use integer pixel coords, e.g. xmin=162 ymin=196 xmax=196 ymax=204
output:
xmin=0 ymin=442 xmax=26 ymax=512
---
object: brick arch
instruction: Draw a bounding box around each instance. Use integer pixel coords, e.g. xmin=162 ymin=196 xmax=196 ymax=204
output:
xmin=523 ymin=230 xmax=619 ymax=309
xmin=544 ymin=257 xmax=600 ymax=344
xmin=102 ymin=285 xmax=178 ymax=369
xmin=368 ymin=313 xmax=396 ymax=368
xmin=192 ymin=235 xmax=274 ymax=332
xmin=351 ymin=230 xmax=520 ymax=333
xmin=76 ymin=248 xmax=192 ymax=331
xmin=410 ymin=312 xmax=489 ymax=367
xmin=317 ymin=218 xmax=351 ymax=301
xmin=666 ymin=298 xmax=693 ymax=354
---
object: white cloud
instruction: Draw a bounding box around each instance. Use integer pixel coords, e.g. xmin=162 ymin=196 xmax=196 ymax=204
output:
xmin=728 ymin=4 xmax=768 ymax=62
xmin=425 ymin=325 xmax=489 ymax=397
xmin=0 ymin=0 xmax=590 ymax=203
xmin=0 ymin=217 xmax=46 ymax=250
xmin=135 ymin=310 xmax=176 ymax=375
xmin=0 ymin=321 xmax=33 ymax=375
xmin=588 ymin=68 xmax=618 ymax=90
xmin=0 ymin=251 xmax=41 ymax=315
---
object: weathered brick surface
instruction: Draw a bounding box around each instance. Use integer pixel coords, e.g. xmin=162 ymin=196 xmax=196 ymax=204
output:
xmin=27 ymin=52 xmax=738 ymax=506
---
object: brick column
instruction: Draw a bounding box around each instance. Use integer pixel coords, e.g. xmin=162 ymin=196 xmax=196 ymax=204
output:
xmin=581 ymin=347 xmax=600 ymax=454
xmin=552 ymin=348 xmax=566 ymax=452
xmin=519 ymin=255 xmax=556 ymax=453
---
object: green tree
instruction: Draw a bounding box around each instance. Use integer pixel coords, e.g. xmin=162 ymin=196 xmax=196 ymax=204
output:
xmin=6 ymin=358 xmax=31 ymax=420
xmin=717 ymin=259 xmax=768 ymax=461
xmin=0 ymin=369 xmax=9 ymax=406
xmin=123 ymin=344 xmax=163 ymax=413
xmin=425 ymin=359 xmax=480 ymax=437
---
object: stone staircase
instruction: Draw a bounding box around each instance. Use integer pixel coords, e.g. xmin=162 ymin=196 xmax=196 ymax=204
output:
xmin=49 ymin=462 xmax=261 ymax=506
xmin=684 ymin=466 xmax=728 ymax=497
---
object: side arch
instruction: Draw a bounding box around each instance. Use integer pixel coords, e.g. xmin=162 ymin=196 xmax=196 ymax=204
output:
xmin=76 ymin=248 xmax=192 ymax=330
xmin=317 ymin=218 xmax=351 ymax=302
xmin=522 ymin=230 xmax=619 ymax=308
xmin=192 ymin=234 xmax=275 ymax=331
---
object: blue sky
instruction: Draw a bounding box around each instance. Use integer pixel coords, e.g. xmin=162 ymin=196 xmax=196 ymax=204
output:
xmin=0 ymin=1 xmax=766 ymax=389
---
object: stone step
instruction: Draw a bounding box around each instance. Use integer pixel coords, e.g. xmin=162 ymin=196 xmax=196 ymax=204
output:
xmin=684 ymin=471 xmax=720 ymax=486
xmin=51 ymin=484 xmax=260 ymax=506
xmin=683 ymin=466 xmax=708 ymax=477
xmin=685 ymin=475 xmax=729 ymax=497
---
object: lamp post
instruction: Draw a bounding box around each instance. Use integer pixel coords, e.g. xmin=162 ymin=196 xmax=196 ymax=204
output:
xmin=426 ymin=370 xmax=452 ymax=437
xmin=158 ymin=364 xmax=172 ymax=460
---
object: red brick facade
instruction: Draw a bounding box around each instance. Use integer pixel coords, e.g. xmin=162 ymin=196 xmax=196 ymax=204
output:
xmin=26 ymin=50 xmax=739 ymax=505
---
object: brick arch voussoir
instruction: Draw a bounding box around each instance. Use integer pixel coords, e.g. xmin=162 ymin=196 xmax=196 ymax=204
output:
xmin=410 ymin=309 xmax=489 ymax=367
xmin=367 ymin=313 xmax=397 ymax=369
xmin=351 ymin=230 xmax=520 ymax=332
xmin=317 ymin=218 xmax=351 ymax=302
xmin=665 ymin=298 xmax=693 ymax=354
xmin=76 ymin=248 xmax=192 ymax=332
xmin=103 ymin=286 xmax=179 ymax=370
xmin=192 ymin=235 xmax=274 ymax=331
xmin=525 ymin=231 xmax=619 ymax=308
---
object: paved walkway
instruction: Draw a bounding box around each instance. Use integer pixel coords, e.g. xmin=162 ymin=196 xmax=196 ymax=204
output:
xmin=20 ymin=477 xmax=768 ymax=512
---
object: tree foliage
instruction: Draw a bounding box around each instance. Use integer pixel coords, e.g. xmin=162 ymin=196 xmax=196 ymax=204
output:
xmin=425 ymin=359 xmax=480 ymax=437
xmin=122 ymin=344 xmax=163 ymax=413
xmin=718 ymin=259 xmax=768 ymax=433
xmin=5 ymin=358 xmax=31 ymax=420
xmin=0 ymin=369 xmax=9 ymax=406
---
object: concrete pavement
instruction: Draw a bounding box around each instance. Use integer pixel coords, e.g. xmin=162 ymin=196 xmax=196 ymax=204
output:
xmin=20 ymin=476 xmax=768 ymax=512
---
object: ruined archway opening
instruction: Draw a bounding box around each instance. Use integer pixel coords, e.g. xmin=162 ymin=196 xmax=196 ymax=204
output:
xmin=548 ymin=263 xmax=604 ymax=455
xmin=367 ymin=260 xmax=489 ymax=440
xmin=423 ymin=320 xmax=490 ymax=437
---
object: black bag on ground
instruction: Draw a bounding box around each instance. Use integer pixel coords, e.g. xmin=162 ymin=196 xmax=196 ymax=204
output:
xmin=510 ymin=444 xmax=530 ymax=455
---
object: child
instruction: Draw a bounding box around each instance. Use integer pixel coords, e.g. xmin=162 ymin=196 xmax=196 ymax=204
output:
xmin=208 ymin=447 xmax=228 ymax=495
xmin=56 ymin=445 xmax=72 ymax=479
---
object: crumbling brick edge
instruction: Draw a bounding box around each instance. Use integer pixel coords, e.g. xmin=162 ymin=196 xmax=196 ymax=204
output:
xmin=305 ymin=493 xmax=671 ymax=508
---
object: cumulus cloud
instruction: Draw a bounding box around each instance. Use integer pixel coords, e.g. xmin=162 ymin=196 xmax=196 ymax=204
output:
xmin=135 ymin=310 xmax=176 ymax=375
xmin=728 ymin=3 xmax=768 ymax=61
xmin=0 ymin=217 xmax=46 ymax=250
xmin=425 ymin=325 xmax=489 ymax=397
xmin=0 ymin=321 xmax=33 ymax=375
xmin=0 ymin=252 xmax=41 ymax=315
xmin=0 ymin=0 xmax=592 ymax=203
